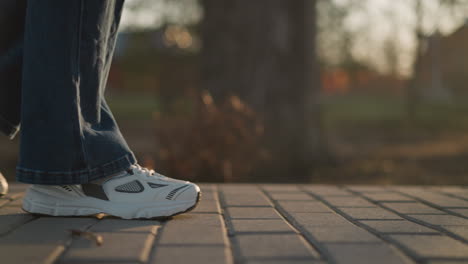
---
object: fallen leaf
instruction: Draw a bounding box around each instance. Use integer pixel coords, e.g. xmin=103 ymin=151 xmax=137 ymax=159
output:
xmin=69 ymin=229 xmax=104 ymax=246
xmin=95 ymin=213 xmax=106 ymax=220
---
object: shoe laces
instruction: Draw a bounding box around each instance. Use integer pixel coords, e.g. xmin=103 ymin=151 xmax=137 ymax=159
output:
xmin=132 ymin=164 xmax=166 ymax=179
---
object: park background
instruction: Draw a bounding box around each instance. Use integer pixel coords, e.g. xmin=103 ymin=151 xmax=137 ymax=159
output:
xmin=1 ymin=0 xmax=468 ymax=185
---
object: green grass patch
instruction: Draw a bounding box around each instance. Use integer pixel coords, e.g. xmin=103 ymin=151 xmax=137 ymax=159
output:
xmin=106 ymin=92 xmax=468 ymax=133
xmin=107 ymin=93 xmax=160 ymax=120
xmin=323 ymin=94 xmax=468 ymax=132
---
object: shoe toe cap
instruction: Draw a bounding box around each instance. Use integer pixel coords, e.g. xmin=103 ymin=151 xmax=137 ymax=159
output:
xmin=173 ymin=183 xmax=200 ymax=202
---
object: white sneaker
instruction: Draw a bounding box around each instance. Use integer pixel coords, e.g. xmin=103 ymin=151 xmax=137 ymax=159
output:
xmin=0 ymin=172 xmax=8 ymax=196
xmin=22 ymin=165 xmax=201 ymax=219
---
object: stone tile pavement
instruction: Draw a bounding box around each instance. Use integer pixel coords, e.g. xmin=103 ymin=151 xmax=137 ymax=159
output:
xmin=1 ymin=183 xmax=468 ymax=264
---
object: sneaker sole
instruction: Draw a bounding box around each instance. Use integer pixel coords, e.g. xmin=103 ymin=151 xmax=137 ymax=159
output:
xmin=22 ymin=188 xmax=201 ymax=219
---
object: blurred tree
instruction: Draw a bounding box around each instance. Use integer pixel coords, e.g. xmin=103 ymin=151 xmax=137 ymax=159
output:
xmin=382 ymin=6 xmax=401 ymax=78
xmin=407 ymin=0 xmax=468 ymax=120
xmin=317 ymin=0 xmax=365 ymax=90
xmin=121 ymin=0 xmax=202 ymax=31
xmin=406 ymin=0 xmax=424 ymax=121
xmin=201 ymin=0 xmax=326 ymax=180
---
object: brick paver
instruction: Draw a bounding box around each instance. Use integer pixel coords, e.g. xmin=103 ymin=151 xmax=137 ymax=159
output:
xmin=0 ymin=205 xmax=35 ymax=236
xmin=0 ymin=217 xmax=96 ymax=263
xmin=235 ymin=234 xmax=318 ymax=259
xmin=359 ymin=220 xmax=438 ymax=234
xmin=393 ymin=188 xmax=468 ymax=208
xmin=230 ymin=219 xmax=295 ymax=233
xmin=407 ymin=214 xmax=468 ymax=226
xmin=226 ymin=207 xmax=282 ymax=219
xmin=323 ymin=243 xmax=412 ymax=264
xmin=61 ymin=230 xmax=158 ymax=263
xmin=448 ymin=208 xmax=468 ymax=217
xmin=361 ymin=192 xmax=415 ymax=202
xmin=319 ymin=196 xmax=376 ymax=207
xmin=339 ymin=207 xmax=403 ymax=220
xmin=390 ymin=235 xmax=468 ymax=258
xmin=0 ymin=183 xmax=467 ymax=264
xmin=275 ymin=201 xmax=331 ymax=213
xmin=442 ymin=226 xmax=468 ymax=241
xmin=382 ymin=202 xmax=445 ymax=214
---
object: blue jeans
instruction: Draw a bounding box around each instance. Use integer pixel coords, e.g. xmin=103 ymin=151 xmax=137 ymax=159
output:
xmin=0 ymin=0 xmax=137 ymax=184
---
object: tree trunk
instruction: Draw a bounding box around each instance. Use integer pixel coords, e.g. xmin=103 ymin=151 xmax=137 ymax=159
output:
xmin=201 ymin=0 xmax=326 ymax=180
xmin=407 ymin=0 xmax=424 ymax=121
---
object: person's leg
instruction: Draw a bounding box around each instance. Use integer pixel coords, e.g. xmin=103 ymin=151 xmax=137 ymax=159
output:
xmin=0 ymin=0 xmax=27 ymax=139
xmin=0 ymin=0 xmax=28 ymax=196
xmin=18 ymin=0 xmax=200 ymax=218
xmin=17 ymin=0 xmax=136 ymax=184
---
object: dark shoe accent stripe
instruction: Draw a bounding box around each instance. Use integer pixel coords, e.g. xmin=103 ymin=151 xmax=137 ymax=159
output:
xmin=147 ymin=182 xmax=168 ymax=188
xmin=82 ymin=184 xmax=109 ymax=201
xmin=61 ymin=185 xmax=73 ymax=192
xmin=166 ymin=185 xmax=189 ymax=200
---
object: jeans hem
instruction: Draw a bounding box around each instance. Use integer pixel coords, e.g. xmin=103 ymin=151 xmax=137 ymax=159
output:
xmin=16 ymin=153 xmax=137 ymax=185
xmin=0 ymin=115 xmax=19 ymax=139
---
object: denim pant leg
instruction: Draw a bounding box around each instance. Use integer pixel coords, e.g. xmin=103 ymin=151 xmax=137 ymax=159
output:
xmin=15 ymin=0 xmax=137 ymax=185
xmin=0 ymin=1 xmax=27 ymax=139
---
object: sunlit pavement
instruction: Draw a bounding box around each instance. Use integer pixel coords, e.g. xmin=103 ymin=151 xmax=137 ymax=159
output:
xmin=1 ymin=183 xmax=468 ymax=263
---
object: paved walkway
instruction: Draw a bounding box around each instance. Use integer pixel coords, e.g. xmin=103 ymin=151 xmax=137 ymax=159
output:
xmin=1 ymin=184 xmax=468 ymax=264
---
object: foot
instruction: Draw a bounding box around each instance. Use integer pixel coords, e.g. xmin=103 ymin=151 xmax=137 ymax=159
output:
xmin=0 ymin=172 xmax=8 ymax=196
xmin=22 ymin=165 xmax=201 ymax=219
